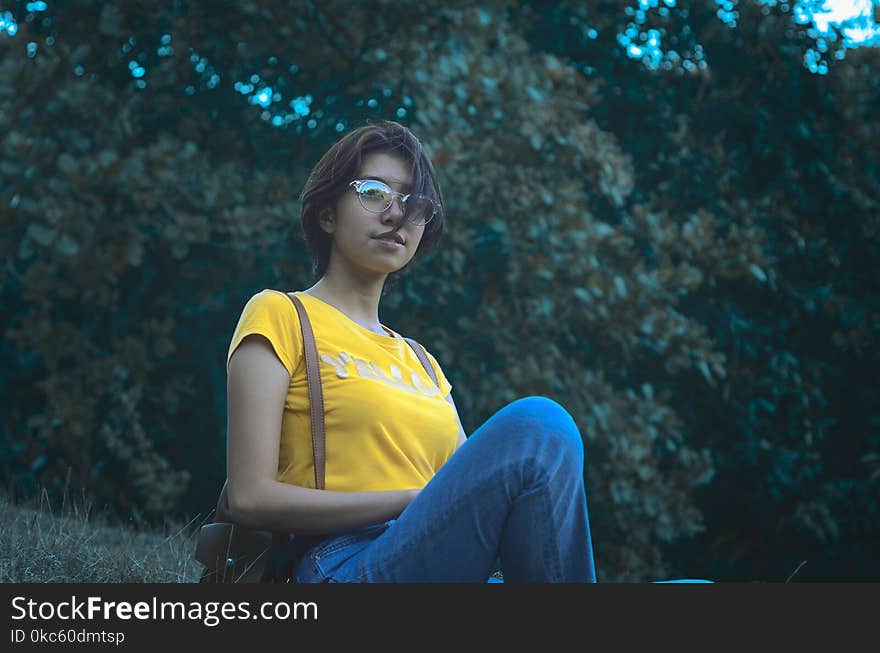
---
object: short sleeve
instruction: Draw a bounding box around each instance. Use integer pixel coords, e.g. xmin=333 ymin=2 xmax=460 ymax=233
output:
xmin=424 ymin=349 xmax=453 ymax=399
xmin=226 ymin=290 xmax=303 ymax=377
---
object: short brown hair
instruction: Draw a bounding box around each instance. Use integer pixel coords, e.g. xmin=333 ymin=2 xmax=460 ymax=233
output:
xmin=299 ymin=120 xmax=445 ymax=286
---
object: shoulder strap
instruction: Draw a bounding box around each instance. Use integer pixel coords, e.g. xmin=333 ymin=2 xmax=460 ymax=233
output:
xmin=404 ymin=337 xmax=440 ymax=390
xmin=285 ymin=292 xmax=326 ymax=490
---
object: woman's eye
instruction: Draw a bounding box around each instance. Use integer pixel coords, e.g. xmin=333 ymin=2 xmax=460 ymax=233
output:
xmin=365 ymin=187 xmax=389 ymax=199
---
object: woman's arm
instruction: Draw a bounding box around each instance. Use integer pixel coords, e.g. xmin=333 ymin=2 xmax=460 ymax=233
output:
xmin=225 ymin=334 xmax=418 ymax=535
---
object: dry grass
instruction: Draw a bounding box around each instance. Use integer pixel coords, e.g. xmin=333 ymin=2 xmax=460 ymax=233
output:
xmin=1 ymin=489 xmax=509 ymax=583
xmin=0 ymin=489 xmax=205 ymax=583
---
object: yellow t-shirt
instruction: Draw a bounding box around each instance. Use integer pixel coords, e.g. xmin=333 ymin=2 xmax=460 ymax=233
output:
xmin=226 ymin=289 xmax=458 ymax=492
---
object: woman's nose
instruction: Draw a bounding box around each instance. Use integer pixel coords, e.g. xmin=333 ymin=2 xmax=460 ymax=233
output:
xmin=384 ymin=196 xmax=406 ymax=219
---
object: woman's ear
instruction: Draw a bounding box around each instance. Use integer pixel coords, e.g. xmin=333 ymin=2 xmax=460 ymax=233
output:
xmin=319 ymin=208 xmax=335 ymax=235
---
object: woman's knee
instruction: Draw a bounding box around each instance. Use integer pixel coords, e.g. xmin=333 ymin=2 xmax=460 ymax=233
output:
xmin=496 ymin=396 xmax=584 ymax=460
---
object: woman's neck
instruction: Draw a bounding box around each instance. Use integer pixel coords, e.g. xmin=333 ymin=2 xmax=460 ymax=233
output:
xmin=303 ymin=278 xmax=385 ymax=333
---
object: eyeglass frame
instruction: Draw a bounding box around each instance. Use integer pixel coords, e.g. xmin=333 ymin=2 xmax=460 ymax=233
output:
xmin=348 ymin=179 xmax=437 ymax=226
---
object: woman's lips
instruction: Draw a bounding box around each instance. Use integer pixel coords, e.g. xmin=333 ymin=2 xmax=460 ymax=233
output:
xmin=374 ymin=237 xmax=404 ymax=249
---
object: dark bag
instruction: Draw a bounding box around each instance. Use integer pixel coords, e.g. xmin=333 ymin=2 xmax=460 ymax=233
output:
xmin=194 ymin=291 xmax=439 ymax=583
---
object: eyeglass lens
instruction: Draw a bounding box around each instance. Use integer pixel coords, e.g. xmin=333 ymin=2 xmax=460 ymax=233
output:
xmin=357 ymin=181 xmax=434 ymax=225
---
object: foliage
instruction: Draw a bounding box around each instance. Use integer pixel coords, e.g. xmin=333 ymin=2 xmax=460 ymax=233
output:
xmin=528 ymin=0 xmax=880 ymax=579
xmin=2 ymin=0 xmax=877 ymax=580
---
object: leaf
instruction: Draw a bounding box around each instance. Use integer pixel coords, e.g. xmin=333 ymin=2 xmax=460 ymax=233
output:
xmin=58 ymin=153 xmax=78 ymax=176
xmin=26 ymin=223 xmax=56 ymax=246
xmin=127 ymin=240 xmax=144 ymax=267
xmin=57 ymin=234 xmax=80 ymax=257
xmin=749 ymin=264 xmax=767 ymax=283
xmin=573 ymin=287 xmax=591 ymax=303
xmin=697 ymin=360 xmax=712 ymax=383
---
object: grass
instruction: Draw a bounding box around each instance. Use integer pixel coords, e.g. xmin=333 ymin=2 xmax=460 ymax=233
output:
xmin=0 ymin=489 xmax=204 ymax=583
xmin=1 ymin=488 xmax=508 ymax=583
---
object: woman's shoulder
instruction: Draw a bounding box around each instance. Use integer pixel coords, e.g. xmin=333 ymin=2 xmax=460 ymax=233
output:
xmin=253 ymin=287 xmax=294 ymax=300
xmin=244 ymin=288 xmax=299 ymax=309
xmin=228 ymin=289 xmax=304 ymax=375
xmin=235 ymin=289 xmax=304 ymax=329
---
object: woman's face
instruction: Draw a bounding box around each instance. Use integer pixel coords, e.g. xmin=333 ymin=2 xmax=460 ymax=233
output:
xmin=322 ymin=152 xmax=426 ymax=276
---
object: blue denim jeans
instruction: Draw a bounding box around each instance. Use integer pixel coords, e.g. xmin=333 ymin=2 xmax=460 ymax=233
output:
xmin=293 ymin=396 xmax=598 ymax=583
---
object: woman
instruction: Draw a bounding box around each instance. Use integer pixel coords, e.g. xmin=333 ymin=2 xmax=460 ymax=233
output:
xmin=224 ymin=119 xmax=597 ymax=582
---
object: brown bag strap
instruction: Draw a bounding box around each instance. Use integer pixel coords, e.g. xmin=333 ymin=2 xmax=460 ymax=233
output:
xmin=403 ymin=337 xmax=440 ymax=390
xmin=285 ymin=292 xmax=326 ymax=490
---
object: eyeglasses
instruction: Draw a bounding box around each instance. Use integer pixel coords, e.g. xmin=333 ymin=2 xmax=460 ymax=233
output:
xmin=349 ymin=179 xmax=437 ymax=226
